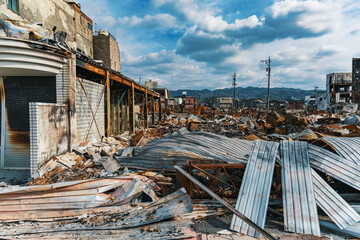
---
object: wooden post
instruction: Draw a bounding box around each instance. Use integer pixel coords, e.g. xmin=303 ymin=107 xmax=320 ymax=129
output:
xmin=106 ymin=71 xmax=111 ymax=137
xmin=117 ymin=96 xmax=120 ymax=135
xmin=144 ymin=90 xmax=148 ymax=129
xmin=68 ymin=53 xmax=77 ymax=149
xmin=127 ymin=88 xmax=131 ymax=134
xmin=131 ymin=82 xmax=135 ymax=133
xmin=158 ymin=97 xmax=162 ymax=122
xmin=151 ymin=96 xmax=155 ymax=125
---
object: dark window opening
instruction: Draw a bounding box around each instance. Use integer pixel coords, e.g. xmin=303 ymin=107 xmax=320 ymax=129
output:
xmin=88 ymin=23 xmax=93 ymax=31
xmin=8 ymin=0 xmax=18 ymax=12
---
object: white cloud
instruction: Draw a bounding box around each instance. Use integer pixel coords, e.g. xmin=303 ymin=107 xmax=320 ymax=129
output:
xmin=74 ymin=0 xmax=360 ymax=90
xmin=117 ymin=14 xmax=180 ymax=29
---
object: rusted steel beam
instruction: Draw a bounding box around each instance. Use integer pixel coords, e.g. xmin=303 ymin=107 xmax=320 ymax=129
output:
xmin=144 ymin=90 xmax=148 ymax=129
xmin=76 ymin=58 xmax=159 ymax=98
xmin=189 ymin=163 xmax=235 ymax=190
xmin=175 ymin=165 xmax=277 ymax=240
xmin=131 ymin=83 xmax=135 ymax=133
xmin=182 ymin=163 xmax=246 ymax=169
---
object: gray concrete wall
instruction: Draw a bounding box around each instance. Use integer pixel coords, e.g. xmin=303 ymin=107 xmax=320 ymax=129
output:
xmin=94 ymin=35 xmax=120 ymax=72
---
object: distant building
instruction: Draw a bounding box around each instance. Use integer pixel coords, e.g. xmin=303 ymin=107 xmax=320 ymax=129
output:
xmin=288 ymin=100 xmax=304 ymax=109
xmin=305 ymin=95 xmax=316 ymax=108
xmin=173 ymin=97 xmax=183 ymax=105
xmin=145 ymin=80 xmax=158 ymax=89
xmin=353 ymin=58 xmax=360 ymax=109
xmin=242 ymin=98 xmax=261 ymax=108
xmin=326 ymin=72 xmax=352 ymax=104
xmin=168 ymin=99 xmax=176 ymax=107
xmin=93 ymin=30 xmax=120 ymax=72
xmin=184 ymin=96 xmax=197 ymax=109
xmin=216 ymin=97 xmax=233 ymax=109
xmin=316 ymin=92 xmax=330 ymax=111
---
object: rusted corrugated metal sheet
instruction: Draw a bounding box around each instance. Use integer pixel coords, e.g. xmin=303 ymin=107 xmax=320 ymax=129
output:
xmin=320 ymin=137 xmax=360 ymax=165
xmin=8 ymin=219 xmax=200 ymax=239
xmin=312 ymin=169 xmax=360 ymax=229
xmin=280 ymin=140 xmax=320 ymax=236
xmin=0 ymin=176 xmax=159 ymax=221
xmin=289 ymin=129 xmax=318 ymax=141
xmin=0 ymin=188 xmax=194 ymax=237
xmin=230 ymin=140 xmax=279 ymax=237
xmin=130 ymin=132 xmax=253 ymax=164
xmin=308 ymin=144 xmax=360 ymax=191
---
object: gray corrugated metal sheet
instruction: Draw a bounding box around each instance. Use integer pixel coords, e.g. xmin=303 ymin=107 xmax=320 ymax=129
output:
xmin=230 ymin=140 xmax=279 ymax=237
xmin=308 ymin=144 xmax=360 ymax=191
xmin=319 ymin=220 xmax=360 ymax=239
xmin=280 ymin=140 xmax=320 ymax=236
xmin=132 ymin=132 xmax=253 ymax=164
xmin=312 ymin=169 xmax=360 ymax=229
xmin=321 ymin=137 xmax=360 ymax=165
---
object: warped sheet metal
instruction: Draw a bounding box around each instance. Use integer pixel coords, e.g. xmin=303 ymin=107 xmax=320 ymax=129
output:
xmin=230 ymin=140 xmax=279 ymax=237
xmin=289 ymin=129 xmax=318 ymax=141
xmin=312 ymin=169 xmax=360 ymax=229
xmin=280 ymin=141 xmax=320 ymax=236
xmin=319 ymin=220 xmax=360 ymax=239
xmin=0 ymin=189 xmax=193 ymax=236
xmin=9 ymin=219 xmax=200 ymax=239
xmin=320 ymin=137 xmax=360 ymax=165
xmin=0 ymin=176 xmax=158 ymax=221
xmin=119 ymin=132 xmax=253 ymax=169
xmin=308 ymin=144 xmax=360 ymax=191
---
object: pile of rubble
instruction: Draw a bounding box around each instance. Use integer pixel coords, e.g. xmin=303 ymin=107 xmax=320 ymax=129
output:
xmin=3 ymin=109 xmax=360 ymax=239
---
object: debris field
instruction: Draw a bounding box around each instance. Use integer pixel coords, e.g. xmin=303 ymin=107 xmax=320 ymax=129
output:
xmin=2 ymin=108 xmax=360 ymax=239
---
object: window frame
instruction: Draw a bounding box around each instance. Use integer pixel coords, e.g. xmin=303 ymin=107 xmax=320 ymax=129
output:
xmin=8 ymin=0 xmax=19 ymax=13
xmin=87 ymin=23 xmax=93 ymax=32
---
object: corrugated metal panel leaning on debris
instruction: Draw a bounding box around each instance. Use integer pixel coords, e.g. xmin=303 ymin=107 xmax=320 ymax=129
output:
xmin=320 ymin=137 xmax=360 ymax=165
xmin=311 ymin=169 xmax=360 ymax=229
xmin=280 ymin=141 xmax=321 ymax=236
xmin=308 ymin=144 xmax=360 ymax=191
xmin=230 ymin=140 xmax=279 ymax=237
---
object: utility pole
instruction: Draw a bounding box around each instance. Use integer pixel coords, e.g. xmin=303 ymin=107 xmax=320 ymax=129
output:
xmin=232 ymin=72 xmax=237 ymax=110
xmin=261 ymin=56 xmax=271 ymax=113
xmin=139 ymin=76 xmax=141 ymax=84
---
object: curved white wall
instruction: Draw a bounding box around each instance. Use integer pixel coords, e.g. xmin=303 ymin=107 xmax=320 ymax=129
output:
xmin=0 ymin=38 xmax=66 ymax=76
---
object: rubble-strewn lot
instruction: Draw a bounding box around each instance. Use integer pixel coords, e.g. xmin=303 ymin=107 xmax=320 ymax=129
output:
xmin=2 ymin=107 xmax=360 ymax=239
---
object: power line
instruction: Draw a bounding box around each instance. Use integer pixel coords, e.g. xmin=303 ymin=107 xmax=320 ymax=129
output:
xmin=256 ymin=77 xmax=267 ymax=88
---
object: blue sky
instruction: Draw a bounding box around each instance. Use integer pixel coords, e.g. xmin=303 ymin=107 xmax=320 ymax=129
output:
xmin=76 ymin=0 xmax=360 ymax=90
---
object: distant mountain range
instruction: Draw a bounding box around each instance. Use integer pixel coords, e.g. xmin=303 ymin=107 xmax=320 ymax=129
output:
xmin=170 ymin=87 xmax=321 ymax=100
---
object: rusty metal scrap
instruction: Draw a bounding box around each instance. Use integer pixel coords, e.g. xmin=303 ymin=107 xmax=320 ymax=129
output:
xmin=175 ymin=165 xmax=277 ymax=240
xmin=0 ymin=189 xmax=196 ymax=238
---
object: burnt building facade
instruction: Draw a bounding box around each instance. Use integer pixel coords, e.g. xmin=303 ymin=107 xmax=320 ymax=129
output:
xmin=0 ymin=0 xmax=162 ymax=182
xmin=326 ymin=72 xmax=352 ymax=104
xmin=353 ymin=58 xmax=360 ymax=108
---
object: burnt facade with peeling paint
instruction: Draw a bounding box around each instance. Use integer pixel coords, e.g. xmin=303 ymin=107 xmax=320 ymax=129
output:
xmin=352 ymin=58 xmax=360 ymax=109
xmin=0 ymin=1 xmax=161 ymax=183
